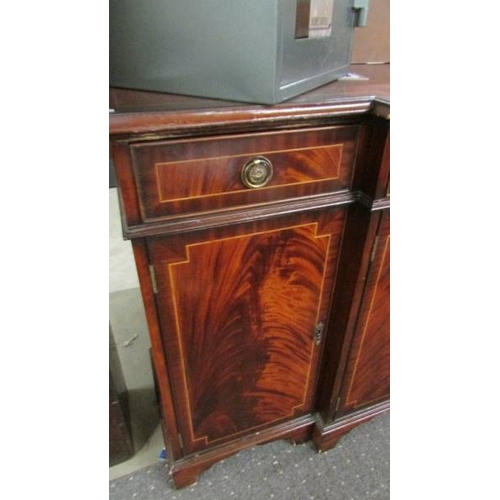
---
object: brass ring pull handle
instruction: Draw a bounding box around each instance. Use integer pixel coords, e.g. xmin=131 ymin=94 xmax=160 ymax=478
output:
xmin=241 ymin=156 xmax=273 ymax=189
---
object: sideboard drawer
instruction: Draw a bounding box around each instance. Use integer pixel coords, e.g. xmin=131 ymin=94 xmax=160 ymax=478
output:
xmin=130 ymin=126 xmax=358 ymax=221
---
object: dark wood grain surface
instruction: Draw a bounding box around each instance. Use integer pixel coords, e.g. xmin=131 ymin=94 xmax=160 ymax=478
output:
xmin=130 ymin=126 xmax=358 ymax=221
xmin=147 ymin=209 xmax=345 ymax=455
xmin=314 ymin=203 xmax=379 ymax=423
xmin=340 ymin=210 xmax=390 ymax=412
xmin=109 ymin=64 xmax=389 ymax=137
xmin=351 ymin=116 xmax=390 ymax=200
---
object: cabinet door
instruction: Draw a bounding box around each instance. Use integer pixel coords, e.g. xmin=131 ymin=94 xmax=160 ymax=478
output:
xmin=147 ymin=210 xmax=346 ymax=454
xmin=338 ymin=209 xmax=390 ymax=414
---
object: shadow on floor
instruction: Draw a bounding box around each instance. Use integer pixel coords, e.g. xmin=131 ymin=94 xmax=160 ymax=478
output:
xmin=126 ymin=386 xmax=160 ymax=454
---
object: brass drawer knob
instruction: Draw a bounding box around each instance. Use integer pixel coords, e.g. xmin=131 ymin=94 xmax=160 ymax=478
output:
xmin=241 ymin=156 xmax=273 ymax=189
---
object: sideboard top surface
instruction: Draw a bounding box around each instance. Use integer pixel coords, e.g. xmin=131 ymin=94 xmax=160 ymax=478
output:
xmin=109 ymin=64 xmax=389 ymax=137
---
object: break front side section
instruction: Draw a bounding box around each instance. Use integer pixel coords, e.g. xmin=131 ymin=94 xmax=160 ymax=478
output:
xmin=335 ymin=119 xmax=390 ymax=417
xmin=336 ymin=208 xmax=389 ymax=415
xmin=312 ymin=115 xmax=390 ymax=452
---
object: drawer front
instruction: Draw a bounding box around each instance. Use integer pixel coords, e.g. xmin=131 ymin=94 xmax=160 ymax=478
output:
xmin=130 ymin=126 xmax=358 ymax=220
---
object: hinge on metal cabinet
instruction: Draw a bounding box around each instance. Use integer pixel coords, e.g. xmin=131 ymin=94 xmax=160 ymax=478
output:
xmin=149 ymin=265 xmax=159 ymax=294
xmin=353 ymin=0 xmax=370 ymax=27
xmin=370 ymin=235 xmax=380 ymax=263
xmin=178 ymin=433 xmax=184 ymax=450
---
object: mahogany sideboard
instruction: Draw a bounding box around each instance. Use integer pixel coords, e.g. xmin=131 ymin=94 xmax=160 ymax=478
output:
xmin=109 ymin=64 xmax=390 ymax=488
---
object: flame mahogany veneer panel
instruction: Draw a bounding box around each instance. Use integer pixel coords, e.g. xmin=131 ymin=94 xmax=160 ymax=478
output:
xmin=341 ymin=210 xmax=390 ymax=411
xmin=148 ymin=210 xmax=345 ymax=454
xmin=130 ymin=126 xmax=358 ymax=220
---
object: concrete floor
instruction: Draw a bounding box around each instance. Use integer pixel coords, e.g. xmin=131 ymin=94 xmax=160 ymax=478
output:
xmin=109 ymin=188 xmax=164 ymax=480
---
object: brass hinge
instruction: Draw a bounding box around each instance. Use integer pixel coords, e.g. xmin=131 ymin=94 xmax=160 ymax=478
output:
xmin=370 ymin=235 xmax=380 ymax=263
xmin=149 ymin=265 xmax=159 ymax=294
xmin=178 ymin=433 xmax=184 ymax=450
xmin=314 ymin=322 xmax=325 ymax=346
xmin=335 ymin=396 xmax=341 ymax=411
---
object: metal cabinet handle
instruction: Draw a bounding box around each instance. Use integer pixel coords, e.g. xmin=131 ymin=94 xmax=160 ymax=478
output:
xmin=241 ymin=156 xmax=273 ymax=189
